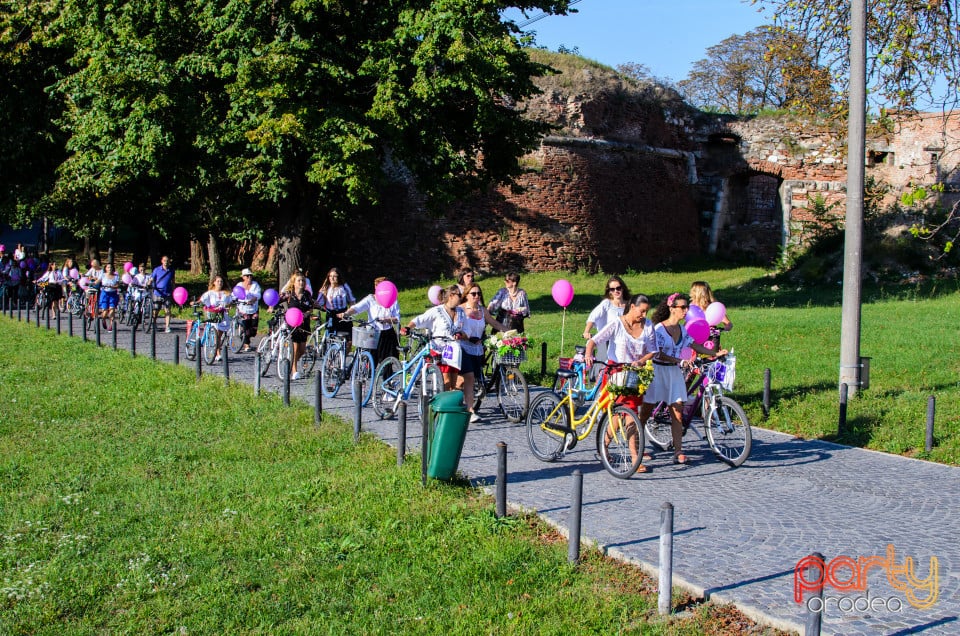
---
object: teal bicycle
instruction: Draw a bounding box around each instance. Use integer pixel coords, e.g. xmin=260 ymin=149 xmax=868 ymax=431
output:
xmin=184 ymin=303 xmax=222 ymax=365
xmin=370 ymin=329 xmax=445 ymax=422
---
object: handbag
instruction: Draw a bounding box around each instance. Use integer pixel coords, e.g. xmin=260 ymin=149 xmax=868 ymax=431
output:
xmin=441 ymin=341 xmax=463 ymax=371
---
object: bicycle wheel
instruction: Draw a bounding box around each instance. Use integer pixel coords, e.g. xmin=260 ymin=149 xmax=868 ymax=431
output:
xmin=299 ymin=331 xmax=320 ymax=376
xmin=141 ymin=297 xmax=155 ymax=333
xmin=277 ymin=337 xmax=293 ymax=380
xmin=525 ymin=392 xmax=569 ymax=462
xmin=644 ymin=403 xmax=673 ymax=451
xmin=320 ymin=342 xmax=344 ymax=397
xmin=417 ymin=363 xmax=444 ymax=423
xmin=372 ymin=357 xmax=402 ymax=418
xmin=184 ymin=327 xmax=197 ymax=361
xmin=497 ymin=365 xmax=529 ymax=423
xmin=597 ymin=405 xmax=645 ymax=479
xmin=202 ymin=326 xmax=218 ymax=365
xmin=350 ymin=349 xmax=375 ymax=405
xmin=229 ymin=318 xmax=244 ymax=354
xmin=257 ymin=335 xmax=276 ymax=377
xmin=705 ymin=396 xmax=752 ymax=467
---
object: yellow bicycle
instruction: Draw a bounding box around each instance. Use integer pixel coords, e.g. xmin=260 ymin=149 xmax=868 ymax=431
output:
xmin=525 ymin=361 xmax=646 ymax=478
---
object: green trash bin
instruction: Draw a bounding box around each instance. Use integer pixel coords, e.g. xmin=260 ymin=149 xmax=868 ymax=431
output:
xmin=427 ymin=390 xmax=471 ymax=480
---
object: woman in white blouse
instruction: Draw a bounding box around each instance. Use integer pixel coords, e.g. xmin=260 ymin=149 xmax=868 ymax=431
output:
xmin=487 ymin=272 xmax=529 ymax=333
xmin=340 ymin=276 xmax=401 ymax=365
xmin=405 ymin=285 xmax=465 ymax=392
xmin=319 ymin=267 xmax=355 ymax=336
xmin=638 ymin=293 xmax=726 ymax=466
xmin=582 ymin=275 xmax=630 ymax=372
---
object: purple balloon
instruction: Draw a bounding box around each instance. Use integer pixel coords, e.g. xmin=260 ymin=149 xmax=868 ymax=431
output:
xmin=686 ymin=304 xmax=706 ymax=323
xmin=263 ymin=288 xmax=280 ymax=307
xmin=232 ymin=284 xmax=246 ymax=301
xmin=685 ymin=319 xmax=710 ymax=345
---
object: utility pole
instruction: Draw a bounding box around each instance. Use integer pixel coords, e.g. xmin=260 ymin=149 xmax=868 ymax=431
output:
xmin=839 ymin=0 xmax=866 ymax=396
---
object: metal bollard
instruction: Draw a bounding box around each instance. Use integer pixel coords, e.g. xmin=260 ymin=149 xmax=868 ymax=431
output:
xmin=27 ymin=304 xmax=31 ymax=324
xmin=95 ymin=315 xmax=101 ymax=347
xmin=173 ymin=335 xmax=179 ymax=366
xmin=397 ymin=402 xmax=407 ymax=466
xmin=150 ymin=326 xmax=156 ymax=360
xmin=926 ymin=395 xmax=935 ymax=452
xmin=69 ymin=311 xmax=73 ymax=337
xmin=46 ymin=309 xmax=50 ymax=330
xmin=838 ymin=383 xmax=848 ymax=435
xmin=130 ymin=324 xmax=136 ymax=357
xmin=195 ymin=345 xmax=202 ymax=380
xmin=111 ymin=321 xmax=117 ymax=350
xmin=18 ymin=302 xmax=22 ymax=321
xmin=541 ymin=341 xmax=547 ymax=376
xmin=223 ymin=347 xmax=229 ymax=386
xmin=81 ymin=315 xmax=87 ymax=342
xmin=254 ymin=354 xmax=262 ymax=396
xmin=495 ymin=442 xmax=507 ymax=518
xmin=282 ymin=360 xmax=291 ymax=406
xmin=353 ymin=394 xmax=361 ymax=442
xmin=56 ymin=311 xmax=61 ymax=335
xmin=762 ymin=368 xmax=771 ymax=417
xmin=314 ymin=367 xmax=323 ymax=426
xmin=568 ymin=470 xmax=583 ymax=564
xmin=658 ymin=502 xmax=674 ymax=615
xmin=803 ymin=552 xmax=825 ymax=636
xmin=421 ymin=409 xmax=429 ymax=487
xmin=35 ymin=306 xmax=39 ymax=327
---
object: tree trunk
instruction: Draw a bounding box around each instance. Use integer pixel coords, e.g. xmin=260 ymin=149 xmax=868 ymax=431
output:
xmin=84 ymin=237 xmax=100 ymax=266
xmin=275 ymin=182 xmax=313 ymax=287
xmin=190 ymin=239 xmax=207 ymax=276
xmin=275 ymin=233 xmax=303 ymax=291
xmin=207 ymin=232 xmax=226 ymax=283
xmin=248 ymin=240 xmax=272 ymax=271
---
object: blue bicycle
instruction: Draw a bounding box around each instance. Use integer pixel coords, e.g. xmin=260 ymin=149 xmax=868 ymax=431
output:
xmin=184 ymin=304 xmax=222 ymax=365
xmin=370 ymin=329 xmax=445 ymax=422
xmin=552 ymin=345 xmax=603 ymax=406
xmin=319 ymin=317 xmax=377 ymax=406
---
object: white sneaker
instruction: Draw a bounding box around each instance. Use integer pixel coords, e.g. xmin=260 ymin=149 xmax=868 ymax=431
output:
xmin=469 ymin=412 xmax=481 ymax=424
xmin=214 ymin=354 xmax=222 ymax=362
xmin=164 ymin=327 xmax=171 ymax=333
xmin=292 ymin=371 xmax=301 ymax=380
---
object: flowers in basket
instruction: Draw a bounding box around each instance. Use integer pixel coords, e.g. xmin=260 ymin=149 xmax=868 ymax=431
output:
xmin=486 ymin=330 xmax=529 ymax=358
xmin=606 ymin=360 xmax=655 ymax=397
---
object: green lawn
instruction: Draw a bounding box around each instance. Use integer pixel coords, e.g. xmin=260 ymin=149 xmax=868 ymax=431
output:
xmin=0 ymin=319 xmax=783 ymax=634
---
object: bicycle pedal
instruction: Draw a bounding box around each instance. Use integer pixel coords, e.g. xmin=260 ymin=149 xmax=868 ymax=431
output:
xmin=563 ymin=433 xmax=578 ymax=452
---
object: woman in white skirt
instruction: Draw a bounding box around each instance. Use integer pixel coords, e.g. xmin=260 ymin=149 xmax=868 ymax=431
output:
xmin=639 ymin=293 xmax=726 ymax=465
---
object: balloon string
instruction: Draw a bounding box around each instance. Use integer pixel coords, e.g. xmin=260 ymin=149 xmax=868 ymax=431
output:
xmin=560 ymin=306 xmax=566 ymax=359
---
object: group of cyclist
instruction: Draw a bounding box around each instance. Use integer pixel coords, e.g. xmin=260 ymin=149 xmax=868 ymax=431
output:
xmin=582 ymin=278 xmax=731 ymax=470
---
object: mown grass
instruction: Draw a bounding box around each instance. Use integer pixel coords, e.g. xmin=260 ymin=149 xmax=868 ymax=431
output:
xmin=0 ymin=320 xmax=784 ymax=634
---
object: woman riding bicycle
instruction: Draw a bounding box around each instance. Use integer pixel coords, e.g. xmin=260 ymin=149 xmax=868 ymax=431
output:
xmin=638 ymin=293 xmax=726 ymax=466
xmin=35 ymin=262 xmax=64 ymax=317
xmin=460 ymin=284 xmax=507 ymax=423
xmin=279 ymin=273 xmax=313 ymax=380
xmin=200 ymin=276 xmax=233 ymax=362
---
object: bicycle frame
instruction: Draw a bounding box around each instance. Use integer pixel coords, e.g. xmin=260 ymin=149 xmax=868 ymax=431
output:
xmin=554 ymin=346 xmax=603 ymax=405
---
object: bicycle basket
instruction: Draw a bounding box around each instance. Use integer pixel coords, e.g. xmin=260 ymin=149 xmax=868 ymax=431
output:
xmin=607 ymin=369 xmax=641 ymax=396
xmin=352 ymin=325 xmax=380 ymax=350
xmin=708 ymin=356 xmax=736 ymax=391
xmin=494 ymin=348 xmax=526 ymax=366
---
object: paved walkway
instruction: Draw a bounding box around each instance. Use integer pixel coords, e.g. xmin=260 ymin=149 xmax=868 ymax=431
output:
xmin=15 ymin=313 xmax=960 ymax=635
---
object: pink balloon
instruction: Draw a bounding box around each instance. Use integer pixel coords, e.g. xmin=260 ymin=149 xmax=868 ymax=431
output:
xmin=703 ymin=340 xmax=716 ymax=350
xmin=686 ymin=319 xmax=710 ymax=345
xmin=680 ymin=346 xmax=695 ymax=361
xmin=285 ymin=307 xmax=304 ymax=328
xmin=69 ymin=268 xmax=79 ymax=279
xmin=79 ymin=276 xmax=89 ymax=290
xmin=172 ymin=286 xmax=189 ymax=306
xmin=551 ymin=279 xmax=574 ymax=308
xmin=122 ymin=273 xmax=133 ymax=285
xmin=686 ymin=304 xmax=705 ymax=323
xmin=123 ymin=262 xmax=134 ymax=273
xmin=427 ymin=285 xmax=442 ymax=305
xmin=705 ymin=302 xmax=726 ymax=327
xmin=375 ymin=280 xmax=398 ymax=308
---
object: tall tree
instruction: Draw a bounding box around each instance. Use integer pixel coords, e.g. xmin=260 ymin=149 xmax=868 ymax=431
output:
xmin=752 ymin=0 xmax=960 ymax=110
xmin=679 ymin=26 xmax=834 ymax=115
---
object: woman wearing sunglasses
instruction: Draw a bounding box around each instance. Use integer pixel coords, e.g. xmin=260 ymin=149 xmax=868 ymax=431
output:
xmin=582 ymin=275 xmax=631 ymax=365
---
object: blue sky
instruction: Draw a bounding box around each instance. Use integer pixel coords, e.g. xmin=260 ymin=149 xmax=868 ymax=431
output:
xmin=504 ymin=0 xmax=772 ymax=83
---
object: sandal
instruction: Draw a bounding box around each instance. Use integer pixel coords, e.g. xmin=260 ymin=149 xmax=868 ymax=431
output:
xmin=643 ymin=452 xmax=653 ymax=461
xmin=673 ymin=453 xmax=690 ymax=465
xmin=636 ymin=463 xmax=649 ymax=474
